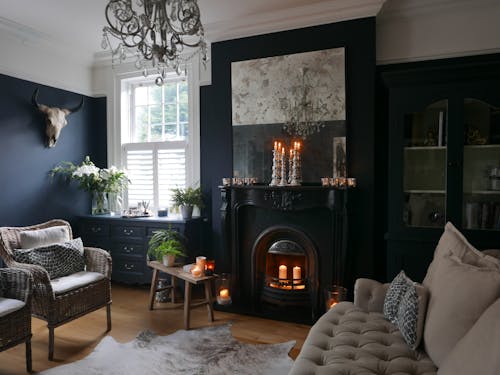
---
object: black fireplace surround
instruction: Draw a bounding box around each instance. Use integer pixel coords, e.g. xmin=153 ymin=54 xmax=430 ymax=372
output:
xmin=219 ymin=185 xmax=349 ymax=324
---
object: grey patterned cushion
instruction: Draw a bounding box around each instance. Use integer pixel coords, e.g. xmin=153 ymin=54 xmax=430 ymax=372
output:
xmin=397 ymin=285 xmax=420 ymax=349
xmin=383 ymin=270 xmax=412 ymax=323
xmin=13 ymin=238 xmax=85 ymax=279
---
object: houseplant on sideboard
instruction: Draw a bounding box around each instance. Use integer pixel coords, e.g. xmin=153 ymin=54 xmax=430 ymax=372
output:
xmin=171 ymin=186 xmax=204 ymax=220
xmin=148 ymin=226 xmax=187 ymax=266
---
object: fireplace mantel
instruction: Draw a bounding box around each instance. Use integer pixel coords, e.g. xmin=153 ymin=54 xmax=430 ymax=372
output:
xmin=219 ymin=185 xmax=350 ymax=323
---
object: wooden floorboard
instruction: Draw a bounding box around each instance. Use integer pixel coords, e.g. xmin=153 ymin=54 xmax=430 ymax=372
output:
xmin=0 ymin=283 xmax=310 ymax=374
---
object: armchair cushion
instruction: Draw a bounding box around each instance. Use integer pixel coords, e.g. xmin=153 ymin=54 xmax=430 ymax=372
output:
xmin=20 ymin=225 xmax=70 ymax=249
xmin=51 ymin=271 xmax=105 ymax=295
xmin=0 ymin=297 xmax=25 ymax=318
xmin=13 ymin=238 xmax=85 ymax=279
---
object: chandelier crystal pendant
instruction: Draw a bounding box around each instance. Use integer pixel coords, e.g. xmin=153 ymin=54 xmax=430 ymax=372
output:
xmin=281 ymin=68 xmax=329 ymax=139
xmin=102 ymin=0 xmax=207 ymax=85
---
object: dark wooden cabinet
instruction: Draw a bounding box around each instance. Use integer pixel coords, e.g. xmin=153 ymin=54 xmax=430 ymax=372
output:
xmin=383 ymin=56 xmax=500 ymax=281
xmin=79 ymin=215 xmax=205 ymax=284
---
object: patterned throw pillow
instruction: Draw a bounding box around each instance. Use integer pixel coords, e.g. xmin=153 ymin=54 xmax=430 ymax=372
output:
xmin=396 ymin=286 xmax=420 ymax=349
xmin=383 ymin=270 xmax=412 ymax=323
xmin=13 ymin=238 xmax=85 ymax=279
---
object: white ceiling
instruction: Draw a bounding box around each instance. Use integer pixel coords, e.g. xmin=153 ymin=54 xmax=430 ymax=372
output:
xmin=0 ymin=0 xmax=385 ymax=65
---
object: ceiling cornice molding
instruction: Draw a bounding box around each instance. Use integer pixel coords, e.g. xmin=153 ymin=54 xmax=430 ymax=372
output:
xmin=0 ymin=16 xmax=93 ymax=67
xmin=378 ymin=0 xmax=499 ymax=21
xmin=204 ymin=0 xmax=386 ymax=43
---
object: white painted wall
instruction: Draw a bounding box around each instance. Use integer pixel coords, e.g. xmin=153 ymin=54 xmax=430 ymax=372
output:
xmin=377 ymin=0 xmax=500 ymax=64
xmin=0 ymin=21 xmax=93 ymax=95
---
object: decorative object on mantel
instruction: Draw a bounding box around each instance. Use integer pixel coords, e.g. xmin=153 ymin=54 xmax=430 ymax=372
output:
xmin=147 ymin=226 xmax=187 ymax=267
xmin=269 ymin=141 xmax=302 ymax=186
xmin=101 ymin=0 xmax=207 ymax=85
xmin=320 ymin=177 xmax=356 ymax=188
xmin=50 ymin=156 xmax=129 ymax=215
xmin=32 ymin=88 xmax=84 ymax=148
xmin=171 ymin=186 xmax=204 ymax=220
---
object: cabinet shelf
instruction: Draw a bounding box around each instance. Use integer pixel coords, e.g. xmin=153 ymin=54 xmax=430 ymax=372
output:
xmin=465 ymin=190 xmax=500 ymax=195
xmin=464 ymin=144 xmax=500 ymax=149
xmin=404 ymin=190 xmax=445 ymax=194
xmin=404 ymin=146 xmax=446 ymax=151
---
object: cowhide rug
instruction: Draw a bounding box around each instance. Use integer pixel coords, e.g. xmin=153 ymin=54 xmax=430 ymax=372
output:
xmin=38 ymin=324 xmax=295 ymax=375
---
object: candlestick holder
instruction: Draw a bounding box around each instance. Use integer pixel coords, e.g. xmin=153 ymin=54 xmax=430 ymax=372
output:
xmin=269 ymin=149 xmax=279 ymax=186
xmin=279 ymin=152 xmax=287 ymax=186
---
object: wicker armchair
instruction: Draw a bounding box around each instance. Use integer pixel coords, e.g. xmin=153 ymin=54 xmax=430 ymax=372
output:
xmin=0 ymin=268 xmax=32 ymax=372
xmin=0 ymin=219 xmax=112 ymax=361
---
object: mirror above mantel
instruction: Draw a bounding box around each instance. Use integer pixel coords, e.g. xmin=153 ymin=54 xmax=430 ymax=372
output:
xmin=231 ymin=47 xmax=346 ymax=184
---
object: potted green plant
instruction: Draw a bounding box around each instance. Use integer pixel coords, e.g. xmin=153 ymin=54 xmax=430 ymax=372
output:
xmin=171 ymin=186 xmax=204 ymax=220
xmin=148 ymin=227 xmax=187 ymax=266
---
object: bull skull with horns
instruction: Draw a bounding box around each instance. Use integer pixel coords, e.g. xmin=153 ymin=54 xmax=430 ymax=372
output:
xmin=32 ymin=88 xmax=84 ymax=148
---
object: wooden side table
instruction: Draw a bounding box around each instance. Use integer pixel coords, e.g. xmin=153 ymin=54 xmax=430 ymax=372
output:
xmin=147 ymin=261 xmax=214 ymax=329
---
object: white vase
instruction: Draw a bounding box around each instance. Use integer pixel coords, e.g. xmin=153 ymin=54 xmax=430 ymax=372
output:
xmin=163 ymin=254 xmax=176 ymax=267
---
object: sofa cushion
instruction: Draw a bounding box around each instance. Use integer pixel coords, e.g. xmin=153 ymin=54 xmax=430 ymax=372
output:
xmin=384 ymin=270 xmax=412 ymax=323
xmin=13 ymin=238 xmax=85 ymax=279
xmin=20 ymin=225 xmax=70 ymax=249
xmin=289 ymin=302 xmax=437 ymax=375
xmin=396 ymin=283 xmax=429 ymax=350
xmin=423 ymin=255 xmax=500 ymax=367
xmin=437 ymin=298 xmax=500 ymax=375
xmin=0 ymin=297 xmax=26 ymax=318
xmin=51 ymin=271 xmax=105 ymax=294
xmin=424 ymin=222 xmax=500 ymax=288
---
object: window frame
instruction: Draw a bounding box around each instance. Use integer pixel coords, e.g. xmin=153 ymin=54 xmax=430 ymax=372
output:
xmin=108 ymin=60 xmax=201 ymax=213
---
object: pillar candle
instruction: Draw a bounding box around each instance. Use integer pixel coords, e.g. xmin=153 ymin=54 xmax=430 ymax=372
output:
xmin=293 ymin=266 xmax=301 ymax=283
xmin=279 ymin=265 xmax=287 ymax=279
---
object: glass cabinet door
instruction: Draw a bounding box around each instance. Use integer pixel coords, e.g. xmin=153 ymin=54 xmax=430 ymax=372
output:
xmin=403 ymin=100 xmax=447 ymax=228
xmin=462 ymin=99 xmax=500 ymax=231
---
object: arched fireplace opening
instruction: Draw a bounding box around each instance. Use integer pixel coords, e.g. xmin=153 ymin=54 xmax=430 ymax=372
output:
xmin=251 ymin=226 xmax=319 ymax=321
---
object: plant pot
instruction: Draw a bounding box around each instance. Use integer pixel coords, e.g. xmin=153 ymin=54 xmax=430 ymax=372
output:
xmin=180 ymin=205 xmax=194 ymax=220
xmin=162 ymin=254 xmax=176 ymax=267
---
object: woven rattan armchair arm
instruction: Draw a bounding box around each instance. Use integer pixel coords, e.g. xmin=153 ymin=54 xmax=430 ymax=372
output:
xmin=0 ymin=268 xmax=32 ymax=303
xmin=84 ymin=247 xmax=112 ymax=278
xmin=6 ymin=261 xmax=54 ymax=301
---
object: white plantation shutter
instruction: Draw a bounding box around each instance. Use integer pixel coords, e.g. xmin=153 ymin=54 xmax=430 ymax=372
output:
xmin=123 ymin=141 xmax=186 ymax=211
xmin=158 ymin=148 xmax=186 ymax=208
xmin=125 ymin=149 xmax=154 ymax=206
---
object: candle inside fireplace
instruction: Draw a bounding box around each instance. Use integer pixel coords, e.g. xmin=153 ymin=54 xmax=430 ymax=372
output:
xmin=293 ymin=266 xmax=301 ymax=283
xmin=279 ymin=265 xmax=287 ymax=280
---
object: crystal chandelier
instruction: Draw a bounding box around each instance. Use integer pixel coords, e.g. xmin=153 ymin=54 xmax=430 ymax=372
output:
xmin=102 ymin=0 xmax=207 ymax=85
xmin=280 ymin=68 xmax=329 ymax=139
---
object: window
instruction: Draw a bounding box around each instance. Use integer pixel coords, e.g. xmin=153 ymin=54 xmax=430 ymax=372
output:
xmin=118 ymin=70 xmax=200 ymax=213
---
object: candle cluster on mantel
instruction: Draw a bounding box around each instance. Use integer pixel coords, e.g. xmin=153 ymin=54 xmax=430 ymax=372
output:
xmin=269 ymin=141 xmax=302 ymax=186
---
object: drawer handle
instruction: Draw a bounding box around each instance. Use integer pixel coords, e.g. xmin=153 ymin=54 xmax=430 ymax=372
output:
xmin=124 ymin=264 xmax=135 ymax=270
xmin=91 ymin=227 xmax=102 ymax=233
xmin=123 ymin=246 xmax=134 ymax=253
xmin=123 ymin=229 xmax=133 ymax=236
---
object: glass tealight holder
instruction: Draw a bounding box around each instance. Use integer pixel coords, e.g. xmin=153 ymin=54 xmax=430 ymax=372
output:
xmin=325 ymin=285 xmax=347 ymax=310
xmin=205 ymin=260 xmax=215 ymax=276
xmin=216 ymin=273 xmax=232 ymax=305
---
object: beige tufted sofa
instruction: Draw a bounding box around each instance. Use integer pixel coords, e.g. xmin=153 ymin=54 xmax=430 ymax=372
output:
xmin=289 ymin=223 xmax=500 ymax=375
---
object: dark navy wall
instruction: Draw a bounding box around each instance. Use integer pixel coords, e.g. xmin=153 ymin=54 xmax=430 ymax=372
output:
xmin=200 ymin=18 xmax=381 ymax=284
xmin=0 ymin=74 xmax=107 ymax=228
